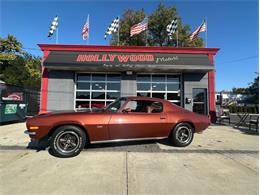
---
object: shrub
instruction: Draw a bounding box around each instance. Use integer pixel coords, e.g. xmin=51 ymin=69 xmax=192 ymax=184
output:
xmin=233 ymin=106 xmax=238 ymax=113
xmin=225 ymin=105 xmax=259 ymax=114
xmin=247 ymin=107 xmax=253 ymax=114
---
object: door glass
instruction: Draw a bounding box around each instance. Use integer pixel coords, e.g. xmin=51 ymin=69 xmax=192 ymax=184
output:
xmin=124 ymin=100 xmax=163 ymax=113
xmin=106 ymin=98 xmax=126 ymax=113
xmin=192 ymin=88 xmax=207 ymax=115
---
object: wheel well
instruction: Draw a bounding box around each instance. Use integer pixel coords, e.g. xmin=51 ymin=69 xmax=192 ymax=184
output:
xmin=169 ymin=121 xmax=195 ymax=137
xmin=48 ymin=124 xmax=89 ymax=143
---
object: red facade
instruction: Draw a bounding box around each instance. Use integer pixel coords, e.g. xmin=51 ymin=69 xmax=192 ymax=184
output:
xmin=38 ymin=44 xmax=219 ymax=122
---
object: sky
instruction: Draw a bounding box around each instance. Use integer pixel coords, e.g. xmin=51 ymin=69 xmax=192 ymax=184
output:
xmin=1 ymin=0 xmax=259 ymax=91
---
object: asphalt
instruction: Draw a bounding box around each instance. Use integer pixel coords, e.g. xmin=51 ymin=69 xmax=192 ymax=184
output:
xmin=0 ymin=122 xmax=258 ymax=195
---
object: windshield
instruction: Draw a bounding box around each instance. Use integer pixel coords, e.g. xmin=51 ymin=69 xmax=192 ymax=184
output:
xmin=105 ymin=98 xmax=126 ymax=113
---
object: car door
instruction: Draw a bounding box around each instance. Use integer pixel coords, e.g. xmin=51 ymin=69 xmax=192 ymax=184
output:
xmin=82 ymin=112 xmax=112 ymax=142
xmin=108 ymin=99 xmax=170 ymax=140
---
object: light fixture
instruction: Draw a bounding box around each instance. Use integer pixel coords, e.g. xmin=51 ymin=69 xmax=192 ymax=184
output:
xmin=126 ymin=71 xmax=133 ymax=75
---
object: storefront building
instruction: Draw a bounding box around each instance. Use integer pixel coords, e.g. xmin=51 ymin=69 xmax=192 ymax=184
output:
xmin=38 ymin=44 xmax=219 ymax=122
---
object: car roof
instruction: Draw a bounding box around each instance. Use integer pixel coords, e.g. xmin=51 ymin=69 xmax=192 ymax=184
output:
xmin=123 ymin=96 xmax=166 ymax=102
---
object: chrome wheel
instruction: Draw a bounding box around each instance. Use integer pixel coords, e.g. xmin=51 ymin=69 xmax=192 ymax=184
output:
xmin=55 ymin=131 xmax=80 ymax=153
xmin=175 ymin=126 xmax=192 ymax=144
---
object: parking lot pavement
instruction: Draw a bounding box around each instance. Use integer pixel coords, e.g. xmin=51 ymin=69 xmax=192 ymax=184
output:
xmin=0 ymin=122 xmax=258 ymax=195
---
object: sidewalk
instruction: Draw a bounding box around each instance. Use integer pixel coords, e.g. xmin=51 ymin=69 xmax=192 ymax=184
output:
xmin=0 ymin=123 xmax=259 ymax=195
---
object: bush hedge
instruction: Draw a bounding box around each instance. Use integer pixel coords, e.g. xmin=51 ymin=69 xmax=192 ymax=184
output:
xmin=227 ymin=105 xmax=259 ymax=114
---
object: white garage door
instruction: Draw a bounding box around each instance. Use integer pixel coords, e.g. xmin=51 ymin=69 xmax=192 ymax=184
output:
xmin=75 ymin=73 xmax=121 ymax=109
xmin=136 ymin=74 xmax=181 ymax=106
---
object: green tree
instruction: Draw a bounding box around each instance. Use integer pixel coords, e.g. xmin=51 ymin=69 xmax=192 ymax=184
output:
xmin=0 ymin=35 xmax=41 ymax=89
xmin=232 ymin=87 xmax=249 ymax=94
xmin=110 ymin=3 xmax=204 ymax=47
xmin=248 ymin=74 xmax=259 ymax=104
xmin=111 ymin=9 xmax=146 ymax=46
xmin=0 ymin=34 xmax=23 ymax=67
xmin=232 ymin=73 xmax=259 ymax=105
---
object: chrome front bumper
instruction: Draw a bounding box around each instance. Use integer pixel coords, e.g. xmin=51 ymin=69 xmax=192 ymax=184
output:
xmin=24 ymin=130 xmax=36 ymax=135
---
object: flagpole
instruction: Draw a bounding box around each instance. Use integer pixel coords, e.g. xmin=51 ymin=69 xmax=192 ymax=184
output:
xmin=176 ymin=29 xmax=179 ymax=48
xmin=117 ymin=16 xmax=120 ymax=46
xmin=56 ymin=27 xmax=58 ymax=44
xmin=87 ymin=32 xmax=89 ymax=45
xmin=205 ymin=18 xmax=207 ymax=48
xmin=87 ymin=15 xmax=90 ymax=45
xmin=146 ymin=17 xmax=148 ymax=46
xmin=145 ymin=30 xmax=148 ymax=46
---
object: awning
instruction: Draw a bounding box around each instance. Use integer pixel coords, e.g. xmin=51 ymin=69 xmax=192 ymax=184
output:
xmin=43 ymin=51 xmax=214 ymax=72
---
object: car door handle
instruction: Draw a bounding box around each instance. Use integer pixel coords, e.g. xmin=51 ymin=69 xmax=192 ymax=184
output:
xmin=160 ymin=116 xmax=166 ymax=119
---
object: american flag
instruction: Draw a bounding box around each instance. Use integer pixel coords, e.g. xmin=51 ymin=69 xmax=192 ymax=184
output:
xmin=82 ymin=15 xmax=89 ymax=40
xmin=130 ymin=17 xmax=148 ymax=37
xmin=189 ymin=20 xmax=206 ymax=41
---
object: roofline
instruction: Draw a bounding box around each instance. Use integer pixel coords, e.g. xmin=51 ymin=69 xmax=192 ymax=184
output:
xmin=123 ymin=96 xmax=168 ymax=102
xmin=38 ymin=44 xmax=219 ymax=55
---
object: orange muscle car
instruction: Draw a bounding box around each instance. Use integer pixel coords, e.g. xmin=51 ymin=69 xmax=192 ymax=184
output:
xmin=25 ymin=96 xmax=210 ymax=157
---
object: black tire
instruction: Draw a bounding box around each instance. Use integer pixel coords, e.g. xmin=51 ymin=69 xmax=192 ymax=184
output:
xmin=50 ymin=125 xmax=86 ymax=158
xmin=171 ymin=123 xmax=194 ymax=147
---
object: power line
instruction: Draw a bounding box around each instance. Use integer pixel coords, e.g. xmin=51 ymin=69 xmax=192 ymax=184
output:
xmin=220 ymin=55 xmax=258 ymax=64
xmin=22 ymin=47 xmax=41 ymax=51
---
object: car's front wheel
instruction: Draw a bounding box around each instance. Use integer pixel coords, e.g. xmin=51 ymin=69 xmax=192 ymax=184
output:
xmin=171 ymin=123 xmax=194 ymax=147
xmin=50 ymin=125 xmax=86 ymax=158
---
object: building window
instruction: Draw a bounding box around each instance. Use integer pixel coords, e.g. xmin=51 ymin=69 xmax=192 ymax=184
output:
xmin=75 ymin=73 xmax=121 ymax=109
xmin=137 ymin=74 xmax=181 ymax=106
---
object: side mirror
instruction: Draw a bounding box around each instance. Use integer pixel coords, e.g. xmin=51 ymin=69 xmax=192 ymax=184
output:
xmin=122 ymin=108 xmax=131 ymax=113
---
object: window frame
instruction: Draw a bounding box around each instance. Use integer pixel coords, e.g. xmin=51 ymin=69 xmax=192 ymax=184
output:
xmin=75 ymin=73 xmax=121 ymax=110
xmin=136 ymin=74 xmax=181 ymax=105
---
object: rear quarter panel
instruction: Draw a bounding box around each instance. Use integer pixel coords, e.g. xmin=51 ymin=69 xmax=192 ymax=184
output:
xmin=165 ymin=103 xmax=210 ymax=133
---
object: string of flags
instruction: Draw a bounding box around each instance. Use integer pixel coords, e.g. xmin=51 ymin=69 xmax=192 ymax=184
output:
xmin=47 ymin=15 xmax=207 ymax=46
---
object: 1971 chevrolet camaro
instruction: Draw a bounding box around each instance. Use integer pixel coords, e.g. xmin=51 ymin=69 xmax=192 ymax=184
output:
xmin=25 ymin=96 xmax=210 ymax=157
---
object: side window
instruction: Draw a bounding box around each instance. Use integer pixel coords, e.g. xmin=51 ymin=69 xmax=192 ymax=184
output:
xmin=148 ymin=101 xmax=163 ymax=113
xmin=124 ymin=100 xmax=163 ymax=113
xmin=106 ymin=98 xmax=126 ymax=113
xmin=125 ymin=100 xmax=138 ymax=111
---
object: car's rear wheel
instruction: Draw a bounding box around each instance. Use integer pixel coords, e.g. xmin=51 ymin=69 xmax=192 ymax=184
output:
xmin=171 ymin=123 xmax=194 ymax=147
xmin=50 ymin=125 xmax=86 ymax=158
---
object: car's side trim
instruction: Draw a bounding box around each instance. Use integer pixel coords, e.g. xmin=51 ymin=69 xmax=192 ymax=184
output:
xmin=90 ymin=136 xmax=168 ymax=144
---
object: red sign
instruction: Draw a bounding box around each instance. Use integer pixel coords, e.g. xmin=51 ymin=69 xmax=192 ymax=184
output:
xmin=76 ymin=54 xmax=154 ymax=63
xmin=2 ymin=92 xmax=23 ymax=101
